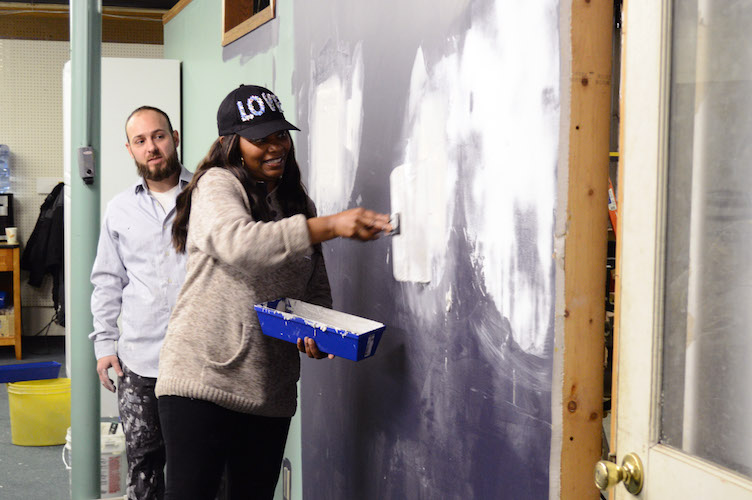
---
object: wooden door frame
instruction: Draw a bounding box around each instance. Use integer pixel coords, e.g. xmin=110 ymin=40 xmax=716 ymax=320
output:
xmin=556 ymin=1 xmax=615 ymax=498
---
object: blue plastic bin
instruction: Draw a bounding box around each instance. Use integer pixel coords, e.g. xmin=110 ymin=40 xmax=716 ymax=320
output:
xmin=254 ymin=299 xmax=386 ymax=361
xmin=0 ymin=361 xmax=62 ymax=383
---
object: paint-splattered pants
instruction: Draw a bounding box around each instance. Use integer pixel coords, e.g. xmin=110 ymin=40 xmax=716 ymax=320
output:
xmin=118 ymin=362 xmax=166 ymax=500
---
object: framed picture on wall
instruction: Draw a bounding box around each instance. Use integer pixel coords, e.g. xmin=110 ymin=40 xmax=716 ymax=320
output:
xmin=222 ymin=0 xmax=275 ymax=46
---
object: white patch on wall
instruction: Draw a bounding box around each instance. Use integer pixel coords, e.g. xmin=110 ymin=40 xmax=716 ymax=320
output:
xmin=399 ymin=2 xmax=559 ymax=356
xmin=308 ymin=43 xmax=364 ymax=216
xmin=390 ymin=48 xmax=453 ymax=283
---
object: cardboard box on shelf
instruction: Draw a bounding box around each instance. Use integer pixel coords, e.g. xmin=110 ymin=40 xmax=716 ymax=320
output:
xmin=0 ymin=309 xmax=15 ymax=338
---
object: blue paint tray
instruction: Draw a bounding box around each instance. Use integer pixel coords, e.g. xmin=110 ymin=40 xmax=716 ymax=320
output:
xmin=0 ymin=361 xmax=62 ymax=383
xmin=254 ymin=298 xmax=386 ymax=361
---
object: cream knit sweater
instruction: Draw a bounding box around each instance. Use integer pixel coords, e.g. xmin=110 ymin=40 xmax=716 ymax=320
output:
xmin=155 ymin=168 xmax=331 ymax=417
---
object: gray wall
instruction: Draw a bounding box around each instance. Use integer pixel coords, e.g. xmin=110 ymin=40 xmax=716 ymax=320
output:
xmin=293 ymin=1 xmax=559 ymax=498
xmin=165 ymin=0 xmax=560 ymax=497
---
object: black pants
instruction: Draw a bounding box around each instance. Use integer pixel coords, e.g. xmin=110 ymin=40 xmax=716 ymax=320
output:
xmin=118 ymin=363 xmax=165 ymax=500
xmin=158 ymin=395 xmax=291 ymax=500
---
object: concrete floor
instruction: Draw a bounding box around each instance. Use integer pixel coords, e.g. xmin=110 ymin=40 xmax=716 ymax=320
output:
xmin=0 ymin=336 xmax=226 ymax=500
xmin=0 ymin=336 xmax=70 ymax=500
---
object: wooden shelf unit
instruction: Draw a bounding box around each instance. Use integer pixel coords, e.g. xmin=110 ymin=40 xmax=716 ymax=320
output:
xmin=0 ymin=245 xmax=22 ymax=359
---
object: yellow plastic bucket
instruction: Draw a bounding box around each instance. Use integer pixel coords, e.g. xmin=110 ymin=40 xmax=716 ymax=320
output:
xmin=7 ymin=378 xmax=71 ymax=446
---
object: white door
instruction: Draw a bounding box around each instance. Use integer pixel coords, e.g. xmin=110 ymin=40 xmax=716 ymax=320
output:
xmin=613 ymin=0 xmax=752 ymax=498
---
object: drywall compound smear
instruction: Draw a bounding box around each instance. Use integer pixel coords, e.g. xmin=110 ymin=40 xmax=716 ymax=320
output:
xmin=465 ymin=2 xmax=558 ymax=356
xmin=400 ymin=1 xmax=558 ymax=356
xmin=391 ymin=47 xmax=454 ymax=283
xmin=308 ymin=42 xmax=364 ymax=216
xmin=285 ymin=299 xmax=382 ymax=334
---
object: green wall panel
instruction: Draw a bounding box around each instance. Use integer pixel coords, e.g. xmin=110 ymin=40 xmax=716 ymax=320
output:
xmin=164 ymin=2 xmax=300 ymax=500
xmin=164 ymin=0 xmax=297 ymax=173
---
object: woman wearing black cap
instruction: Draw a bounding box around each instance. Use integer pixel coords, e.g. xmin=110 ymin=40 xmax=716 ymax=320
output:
xmin=155 ymin=85 xmax=390 ymax=499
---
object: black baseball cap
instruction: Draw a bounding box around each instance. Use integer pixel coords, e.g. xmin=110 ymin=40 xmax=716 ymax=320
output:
xmin=217 ymin=84 xmax=300 ymax=140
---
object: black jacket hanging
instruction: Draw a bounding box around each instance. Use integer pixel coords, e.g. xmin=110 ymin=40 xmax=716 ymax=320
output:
xmin=21 ymin=182 xmax=64 ymax=325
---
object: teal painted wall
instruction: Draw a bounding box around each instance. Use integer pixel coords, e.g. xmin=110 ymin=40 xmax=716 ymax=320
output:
xmin=163 ymin=3 xmax=301 ymax=499
xmin=164 ymin=0 xmax=297 ymax=172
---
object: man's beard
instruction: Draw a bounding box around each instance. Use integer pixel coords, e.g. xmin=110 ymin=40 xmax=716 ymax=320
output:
xmin=135 ymin=149 xmax=181 ymax=181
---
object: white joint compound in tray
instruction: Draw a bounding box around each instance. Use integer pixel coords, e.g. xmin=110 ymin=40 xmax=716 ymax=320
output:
xmin=276 ymin=298 xmax=382 ymax=335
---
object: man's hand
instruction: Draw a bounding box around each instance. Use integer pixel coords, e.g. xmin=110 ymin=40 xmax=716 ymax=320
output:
xmin=96 ymin=355 xmax=124 ymax=393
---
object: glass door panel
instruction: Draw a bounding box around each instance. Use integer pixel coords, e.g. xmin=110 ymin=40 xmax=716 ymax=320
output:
xmin=661 ymin=0 xmax=752 ymax=478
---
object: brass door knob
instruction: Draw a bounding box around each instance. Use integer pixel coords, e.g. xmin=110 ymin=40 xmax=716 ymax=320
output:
xmin=594 ymin=452 xmax=644 ymax=495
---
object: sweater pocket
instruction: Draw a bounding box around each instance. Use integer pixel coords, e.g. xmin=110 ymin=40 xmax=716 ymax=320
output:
xmin=204 ymin=323 xmax=252 ymax=369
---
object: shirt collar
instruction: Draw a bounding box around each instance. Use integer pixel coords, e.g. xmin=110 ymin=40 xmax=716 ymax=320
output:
xmin=134 ymin=164 xmax=192 ymax=194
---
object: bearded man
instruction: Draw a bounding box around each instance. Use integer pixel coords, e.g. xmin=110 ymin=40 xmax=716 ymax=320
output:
xmin=89 ymin=106 xmax=192 ymax=500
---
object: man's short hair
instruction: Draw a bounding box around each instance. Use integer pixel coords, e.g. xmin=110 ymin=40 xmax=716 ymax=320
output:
xmin=125 ymin=106 xmax=174 ymax=142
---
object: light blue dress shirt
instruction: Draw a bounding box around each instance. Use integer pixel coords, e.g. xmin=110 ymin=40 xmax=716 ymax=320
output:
xmin=89 ymin=167 xmax=192 ymax=378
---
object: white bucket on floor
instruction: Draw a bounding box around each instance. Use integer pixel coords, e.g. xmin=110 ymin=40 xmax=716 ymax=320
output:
xmin=62 ymin=422 xmax=127 ymax=499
